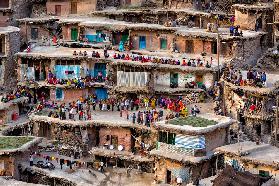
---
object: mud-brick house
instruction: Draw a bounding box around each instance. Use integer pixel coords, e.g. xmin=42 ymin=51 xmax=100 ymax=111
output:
xmin=0 ymin=97 xmax=28 ymax=124
xmin=89 ymin=122 xmax=155 ymax=172
xmin=29 ymin=113 xmax=155 ymax=171
xmin=233 ymin=3 xmax=274 ymax=47
xmin=16 ymin=46 xmax=109 ymax=102
xmin=0 ymin=136 xmax=42 ymax=179
xmin=17 ymin=17 xmax=60 ymax=46
xmin=150 ymin=113 xmax=234 ymax=185
xmin=46 ymin=0 xmax=97 ymax=16
xmin=216 ymin=141 xmax=279 ymax=185
xmin=0 ymin=26 xmax=20 ymax=88
xmin=223 ymin=70 xmax=279 ymax=145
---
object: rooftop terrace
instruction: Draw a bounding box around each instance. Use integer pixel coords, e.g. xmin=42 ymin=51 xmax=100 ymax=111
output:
xmin=155 ymin=113 xmax=234 ymax=135
xmin=169 ymin=116 xmax=218 ymax=127
xmin=0 ymin=26 xmax=20 ymax=34
xmin=216 ymin=141 xmax=279 ymax=168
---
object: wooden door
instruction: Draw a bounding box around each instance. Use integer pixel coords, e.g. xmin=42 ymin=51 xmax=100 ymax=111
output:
xmin=71 ymin=2 xmax=77 ymax=14
xmin=111 ymin=135 xmax=118 ymax=149
xmin=186 ymin=40 xmax=194 ymax=53
xmin=166 ymin=170 xmax=172 ymax=184
xmin=55 ymin=5 xmax=61 ymax=16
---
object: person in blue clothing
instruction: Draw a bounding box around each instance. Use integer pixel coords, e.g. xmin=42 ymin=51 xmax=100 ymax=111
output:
xmin=119 ymin=41 xmax=124 ymax=52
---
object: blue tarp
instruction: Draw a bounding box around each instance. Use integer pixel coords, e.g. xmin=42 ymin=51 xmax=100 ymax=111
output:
xmin=175 ymin=134 xmax=206 ymax=149
xmin=55 ymin=65 xmax=80 ymax=79
xmin=95 ymin=88 xmax=108 ymax=100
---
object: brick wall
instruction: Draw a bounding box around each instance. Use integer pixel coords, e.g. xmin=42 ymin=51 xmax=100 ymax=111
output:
xmin=99 ymin=127 xmax=132 ymax=151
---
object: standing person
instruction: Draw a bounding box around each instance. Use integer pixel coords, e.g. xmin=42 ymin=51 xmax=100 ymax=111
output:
xmin=100 ymin=161 xmax=104 ymax=173
xmin=134 ymin=98 xmax=139 ymax=110
xmin=144 ymin=97 xmax=149 ymax=109
xmin=60 ymin=158 xmax=64 ymax=170
xmin=29 ymin=154 xmax=34 ymax=166
xmin=92 ymin=99 xmax=96 ymax=111
xmin=132 ymin=113 xmax=136 ymax=124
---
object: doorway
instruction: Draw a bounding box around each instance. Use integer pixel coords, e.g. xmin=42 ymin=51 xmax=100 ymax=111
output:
xmin=166 ymin=170 xmax=172 ymax=184
xmin=71 ymin=28 xmax=78 ymax=41
xmin=55 ymin=5 xmax=61 ymax=16
xmin=139 ymin=36 xmax=146 ymax=49
xmin=111 ymin=135 xmax=118 ymax=149
xmin=71 ymin=2 xmax=77 ymax=14
xmin=186 ymin=40 xmax=194 ymax=53
xmin=170 ymin=73 xmax=178 ymax=88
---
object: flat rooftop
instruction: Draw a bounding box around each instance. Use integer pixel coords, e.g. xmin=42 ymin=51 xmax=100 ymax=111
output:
xmin=169 ymin=116 xmax=218 ymax=127
xmin=0 ymin=26 xmax=20 ymax=34
xmin=16 ymin=46 xmax=220 ymax=69
xmin=0 ymin=136 xmax=42 ymax=155
xmin=155 ymin=113 xmax=234 ymax=135
xmin=216 ymin=141 xmax=279 ymax=168
xmin=18 ymin=15 xmax=264 ymax=40
xmin=241 ymin=70 xmax=279 ymax=88
xmin=150 ymin=149 xmax=214 ymax=164
xmin=233 ymin=3 xmax=273 ymax=10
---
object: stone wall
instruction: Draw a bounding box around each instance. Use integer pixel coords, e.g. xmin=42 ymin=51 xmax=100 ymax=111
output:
xmin=1 ymin=30 xmax=20 ymax=90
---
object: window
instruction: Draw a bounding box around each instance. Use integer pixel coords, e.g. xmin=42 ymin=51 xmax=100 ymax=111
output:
xmin=55 ymin=88 xmax=63 ymax=100
xmin=160 ymin=38 xmax=167 ymax=50
xmin=159 ymin=131 xmax=176 ymax=145
xmin=31 ymin=28 xmax=38 ymax=40
xmin=259 ymin=170 xmax=269 ymax=177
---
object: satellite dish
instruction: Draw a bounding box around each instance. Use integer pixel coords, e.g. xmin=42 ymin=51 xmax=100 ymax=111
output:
xmin=118 ymin=145 xmax=123 ymax=151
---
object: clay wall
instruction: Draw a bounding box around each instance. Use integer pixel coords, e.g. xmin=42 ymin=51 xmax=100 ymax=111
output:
xmin=99 ymin=127 xmax=132 ymax=151
xmin=50 ymin=88 xmax=89 ymax=103
xmin=130 ymin=30 xmax=174 ymax=51
xmin=204 ymin=127 xmax=228 ymax=152
xmin=19 ymin=23 xmax=50 ymax=44
xmin=46 ymin=1 xmax=70 ymax=16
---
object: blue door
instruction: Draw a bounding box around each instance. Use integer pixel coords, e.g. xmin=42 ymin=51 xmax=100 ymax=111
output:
xmin=139 ymin=36 xmax=146 ymax=49
xmin=95 ymin=88 xmax=108 ymax=100
xmin=94 ymin=63 xmax=106 ymax=77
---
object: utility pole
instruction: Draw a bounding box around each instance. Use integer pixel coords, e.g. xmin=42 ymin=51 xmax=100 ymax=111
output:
xmin=217 ymin=32 xmax=220 ymax=80
xmin=275 ymin=96 xmax=279 ymax=146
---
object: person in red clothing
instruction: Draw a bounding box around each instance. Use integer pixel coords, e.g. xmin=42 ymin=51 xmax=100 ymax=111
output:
xmin=250 ymin=104 xmax=256 ymax=112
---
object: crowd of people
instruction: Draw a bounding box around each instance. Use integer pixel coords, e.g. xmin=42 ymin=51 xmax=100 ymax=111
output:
xmin=224 ymin=67 xmax=267 ymax=88
xmin=37 ymin=94 xmax=204 ymax=127
xmin=72 ymin=49 xmax=213 ymax=68
xmin=1 ymin=86 xmax=32 ymax=103
xmin=47 ymin=73 xmax=106 ymax=87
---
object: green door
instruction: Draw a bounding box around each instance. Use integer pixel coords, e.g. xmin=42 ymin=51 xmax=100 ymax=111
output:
xmin=71 ymin=28 xmax=78 ymax=41
xmin=170 ymin=73 xmax=178 ymax=88
xmin=160 ymin=38 xmax=167 ymax=49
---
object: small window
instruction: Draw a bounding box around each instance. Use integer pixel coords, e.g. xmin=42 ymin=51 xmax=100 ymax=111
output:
xmin=160 ymin=38 xmax=167 ymax=50
xmin=259 ymin=170 xmax=269 ymax=177
xmin=0 ymin=36 xmax=5 ymax=55
xmin=55 ymin=88 xmax=63 ymax=100
xmin=31 ymin=28 xmax=38 ymax=40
